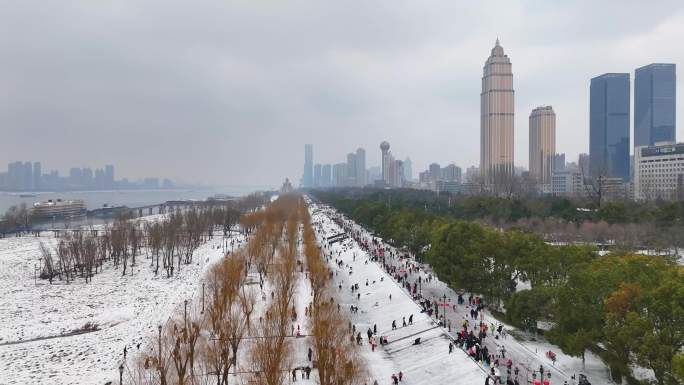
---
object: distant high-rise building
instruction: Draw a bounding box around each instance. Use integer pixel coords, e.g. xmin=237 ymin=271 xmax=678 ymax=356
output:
xmin=33 ymin=162 xmax=41 ymax=191
xmin=635 ymin=63 xmax=676 ymax=148
xmin=403 ymin=157 xmax=413 ymax=181
xmin=143 ymin=177 xmax=159 ymax=189
xmin=7 ymin=162 xmax=20 ymax=190
xmin=529 ymin=106 xmax=556 ymax=185
xmin=313 ymin=164 xmax=322 ymax=187
xmin=578 ymin=153 xmax=590 ymax=175
xmin=321 ymin=164 xmax=332 ymax=187
xmin=368 ymin=166 xmax=381 ymax=183
xmin=332 ymin=163 xmax=346 ymax=187
xmin=69 ymin=167 xmax=82 ymax=187
xmin=82 ymin=168 xmax=94 ymax=189
xmin=303 ymin=144 xmax=313 ymax=188
xmin=355 ymin=148 xmax=366 ymax=187
xmin=429 ymin=163 xmax=441 ymax=181
xmin=95 ymin=168 xmax=105 ymax=190
xmin=481 ymin=39 xmax=514 ymax=183
xmin=553 ymin=153 xmax=566 ymax=172
xmin=23 ymin=162 xmax=33 ymax=191
xmin=590 ymin=73 xmax=630 ymax=181
xmin=380 ymin=141 xmax=391 ymax=184
xmin=346 ymin=153 xmax=357 ymax=186
xmin=442 ymin=164 xmax=462 ymax=183
xmin=465 ymin=166 xmax=480 ymax=183
xmin=390 ymin=160 xmax=404 ymax=187
xmin=105 ymin=164 xmax=115 ymax=189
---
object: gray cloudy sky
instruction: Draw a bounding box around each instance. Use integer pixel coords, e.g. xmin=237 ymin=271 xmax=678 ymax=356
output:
xmin=1 ymin=0 xmax=683 ymax=187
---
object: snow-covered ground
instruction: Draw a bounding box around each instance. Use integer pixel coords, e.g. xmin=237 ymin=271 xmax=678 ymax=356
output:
xmin=0 ymin=221 xmax=245 ymax=385
xmin=311 ymin=205 xmax=488 ymax=385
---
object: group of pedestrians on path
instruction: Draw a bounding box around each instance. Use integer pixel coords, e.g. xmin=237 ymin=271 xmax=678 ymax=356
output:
xmin=319 ymin=207 xmax=563 ymax=385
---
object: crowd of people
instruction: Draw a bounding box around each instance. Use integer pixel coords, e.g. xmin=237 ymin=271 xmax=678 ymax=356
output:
xmin=314 ymin=206 xmax=563 ymax=385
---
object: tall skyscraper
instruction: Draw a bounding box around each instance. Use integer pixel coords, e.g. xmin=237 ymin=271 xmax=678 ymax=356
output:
xmin=481 ymin=39 xmax=514 ymax=183
xmin=429 ymin=163 xmax=441 ymax=181
xmin=355 ymin=148 xmax=366 ymax=187
xmin=634 ymin=63 xmax=676 ymax=148
xmin=303 ymin=144 xmax=313 ymax=188
xmin=590 ymin=73 xmax=630 ymax=181
xmin=529 ymin=106 xmax=556 ymax=185
xmin=346 ymin=153 xmax=357 ymax=186
xmin=391 ymin=160 xmax=404 ymax=187
xmin=578 ymin=153 xmax=590 ymax=175
xmin=442 ymin=164 xmax=462 ymax=182
xmin=313 ymin=164 xmax=322 ymax=187
xmin=332 ymin=163 xmax=346 ymax=187
xmin=321 ymin=164 xmax=332 ymax=187
xmin=105 ymin=164 xmax=115 ymax=189
xmin=553 ymin=153 xmax=566 ymax=172
xmin=403 ymin=157 xmax=413 ymax=181
xmin=33 ymin=162 xmax=41 ymax=191
xmin=380 ymin=141 xmax=391 ymax=184
xmin=464 ymin=166 xmax=479 ymax=182
xmin=8 ymin=162 xmax=22 ymax=190
xmin=23 ymin=162 xmax=33 ymax=191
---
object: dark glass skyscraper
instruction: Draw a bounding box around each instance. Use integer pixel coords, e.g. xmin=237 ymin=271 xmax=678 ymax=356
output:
xmin=589 ymin=73 xmax=630 ymax=181
xmin=634 ymin=63 xmax=676 ymax=148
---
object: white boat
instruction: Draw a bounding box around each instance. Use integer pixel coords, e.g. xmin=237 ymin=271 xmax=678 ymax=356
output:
xmin=32 ymin=199 xmax=87 ymax=220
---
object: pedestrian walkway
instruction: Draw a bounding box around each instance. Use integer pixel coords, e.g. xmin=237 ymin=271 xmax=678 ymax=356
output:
xmin=312 ymin=207 xmax=488 ymax=385
xmin=323 ymin=204 xmax=614 ymax=385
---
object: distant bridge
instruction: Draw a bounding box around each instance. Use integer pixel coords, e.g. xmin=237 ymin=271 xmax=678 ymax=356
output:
xmin=89 ymin=199 xmax=231 ymax=218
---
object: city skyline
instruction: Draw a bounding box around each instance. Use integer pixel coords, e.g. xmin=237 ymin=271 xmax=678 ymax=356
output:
xmin=0 ymin=161 xmax=177 ymax=192
xmin=1 ymin=2 xmax=684 ymax=186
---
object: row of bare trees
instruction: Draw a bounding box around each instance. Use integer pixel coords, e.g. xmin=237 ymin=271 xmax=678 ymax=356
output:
xmin=507 ymin=216 xmax=684 ymax=254
xmin=301 ymin=202 xmax=367 ymax=385
xmin=125 ymin=194 xmax=369 ymax=385
xmin=248 ymin=195 xmax=301 ymax=385
xmin=39 ymin=204 xmax=245 ymax=284
xmin=128 ymin=194 xmax=302 ymax=385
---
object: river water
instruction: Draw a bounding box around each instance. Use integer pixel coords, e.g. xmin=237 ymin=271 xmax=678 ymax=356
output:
xmin=0 ymin=186 xmax=271 ymax=214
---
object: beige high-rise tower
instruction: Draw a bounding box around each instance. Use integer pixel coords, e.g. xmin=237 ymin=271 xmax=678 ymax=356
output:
xmin=480 ymin=39 xmax=514 ymax=184
xmin=529 ymin=106 xmax=556 ymax=186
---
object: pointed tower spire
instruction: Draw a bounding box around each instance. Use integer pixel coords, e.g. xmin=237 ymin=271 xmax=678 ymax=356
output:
xmin=495 ymin=37 xmax=500 ymax=46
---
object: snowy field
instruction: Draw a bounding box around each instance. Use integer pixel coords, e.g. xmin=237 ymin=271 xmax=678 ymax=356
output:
xmin=0 ymin=220 xmax=245 ymax=385
xmin=311 ymin=205 xmax=488 ymax=385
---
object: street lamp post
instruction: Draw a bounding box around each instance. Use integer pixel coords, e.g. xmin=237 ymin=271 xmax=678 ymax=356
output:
xmin=419 ymin=276 xmax=422 ymax=296
xmin=157 ymin=325 xmax=162 ymax=368
xmin=443 ymin=294 xmax=447 ymax=327
xmin=184 ymin=299 xmax=188 ymax=328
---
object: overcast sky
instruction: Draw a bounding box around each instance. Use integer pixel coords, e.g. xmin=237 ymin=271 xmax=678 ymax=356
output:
xmin=1 ymin=1 xmax=683 ymax=187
